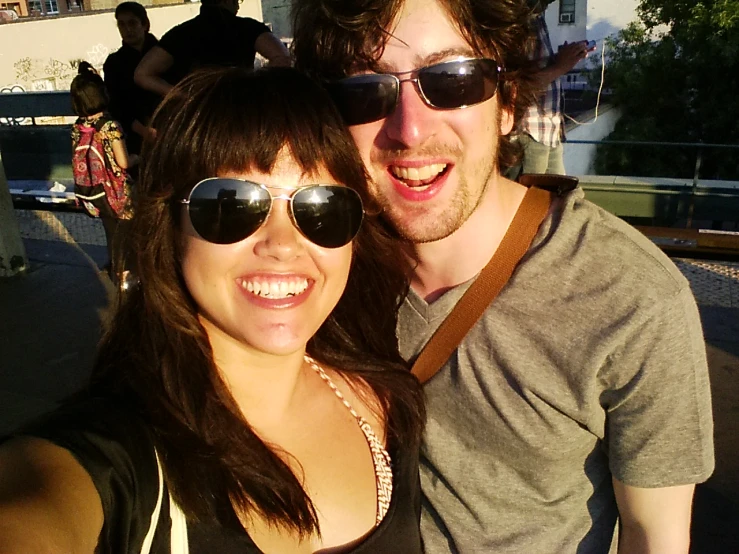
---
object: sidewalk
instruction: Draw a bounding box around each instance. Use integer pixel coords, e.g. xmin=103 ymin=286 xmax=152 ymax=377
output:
xmin=0 ymin=211 xmax=113 ymax=436
xmin=1 ymin=210 xmax=739 ymax=551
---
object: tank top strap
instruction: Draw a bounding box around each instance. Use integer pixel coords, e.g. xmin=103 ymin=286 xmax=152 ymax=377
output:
xmin=304 ymin=355 xmax=393 ymax=525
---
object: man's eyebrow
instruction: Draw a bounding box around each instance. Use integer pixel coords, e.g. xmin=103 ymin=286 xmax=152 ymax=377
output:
xmin=373 ymin=47 xmax=478 ymax=73
xmin=421 ymin=48 xmax=478 ymax=66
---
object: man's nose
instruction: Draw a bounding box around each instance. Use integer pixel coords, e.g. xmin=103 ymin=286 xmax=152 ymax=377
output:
xmin=382 ymin=79 xmax=437 ymax=148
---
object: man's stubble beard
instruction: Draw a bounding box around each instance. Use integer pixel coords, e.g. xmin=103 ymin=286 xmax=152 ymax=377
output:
xmin=371 ymin=150 xmax=498 ymax=245
xmin=368 ymin=103 xmax=502 ymax=244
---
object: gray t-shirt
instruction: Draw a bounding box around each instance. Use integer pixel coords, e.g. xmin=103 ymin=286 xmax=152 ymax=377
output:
xmin=399 ymin=188 xmax=714 ymax=553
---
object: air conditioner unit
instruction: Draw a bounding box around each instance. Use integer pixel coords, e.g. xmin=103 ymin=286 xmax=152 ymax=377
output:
xmin=559 ymin=13 xmax=574 ymax=23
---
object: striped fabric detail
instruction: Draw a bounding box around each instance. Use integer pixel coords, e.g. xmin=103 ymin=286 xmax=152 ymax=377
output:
xmin=144 ymin=451 xmax=190 ymax=554
xmin=305 ymin=356 xmax=393 ymax=524
xmin=140 ymin=451 xmax=164 ymax=554
xmin=169 ymin=493 xmax=189 ymax=553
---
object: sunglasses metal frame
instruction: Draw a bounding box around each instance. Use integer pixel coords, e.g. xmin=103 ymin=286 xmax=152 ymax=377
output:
xmin=179 ymin=178 xmax=365 ymax=247
xmin=331 ymin=57 xmax=504 ymax=124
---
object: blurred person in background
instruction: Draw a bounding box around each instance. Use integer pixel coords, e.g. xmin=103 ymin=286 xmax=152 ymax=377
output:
xmin=104 ymin=1 xmax=160 ymax=157
xmin=135 ymin=0 xmax=290 ymax=98
xmin=513 ymin=0 xmax=592 ymax=177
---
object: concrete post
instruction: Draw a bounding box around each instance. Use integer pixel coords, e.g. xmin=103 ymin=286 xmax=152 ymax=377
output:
xmin=0 ymin=149 xmax=27 ymax=277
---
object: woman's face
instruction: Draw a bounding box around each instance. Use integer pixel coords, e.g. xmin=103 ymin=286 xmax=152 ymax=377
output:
xmin=180 ymin=154 xmax=354 ymax=360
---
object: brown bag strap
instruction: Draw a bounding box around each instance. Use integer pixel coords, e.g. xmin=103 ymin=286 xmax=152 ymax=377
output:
xmin=410 ymin=185 xmax=553 ymax=384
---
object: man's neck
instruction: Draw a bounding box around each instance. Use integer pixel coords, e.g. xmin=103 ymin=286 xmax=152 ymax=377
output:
xmin=125 ymin=39 xmax=145 ymax=53
xmin=408 ymin=176 xmax=527 ymax=302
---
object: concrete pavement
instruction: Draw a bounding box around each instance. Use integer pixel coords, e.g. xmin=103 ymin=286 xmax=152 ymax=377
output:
xmin=0 ymin=212 xmax=113 ymax=436
xmin=1 ymin=209 xmax=738 ymax=552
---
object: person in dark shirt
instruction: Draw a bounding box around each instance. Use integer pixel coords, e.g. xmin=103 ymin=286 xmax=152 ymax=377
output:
xmin=134 ymin=0 xmax=290 ymax=97
xmin=103 ymin=1 xmax=160 ymax=156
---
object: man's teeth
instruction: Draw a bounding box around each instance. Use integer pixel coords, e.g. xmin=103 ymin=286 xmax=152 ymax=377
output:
xmin=241 ymin=278 xmax=309 ymax=299
xmin=390 ymin=163 xmax=447 ymax=182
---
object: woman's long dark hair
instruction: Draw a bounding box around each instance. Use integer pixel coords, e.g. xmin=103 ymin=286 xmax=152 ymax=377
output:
xmin=89 ymin=67 xmax=424 ymax=536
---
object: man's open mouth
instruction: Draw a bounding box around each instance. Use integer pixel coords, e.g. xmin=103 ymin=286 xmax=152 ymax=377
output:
xmin=389 ymin=163 xmax=448 ymax=190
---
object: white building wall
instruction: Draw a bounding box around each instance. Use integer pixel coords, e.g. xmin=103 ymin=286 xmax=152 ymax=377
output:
xmin=544 ymin=0 xmax=587 ymax=52
xmin=585 ymin=0 xmax=640 ymax=42
xmin=0 ymin=1 xmax=264 ymax=92
xmin=564 ymin=105 xmax=622 ymax=175
xmin=545 ymin=0 xmax=640 ymax=70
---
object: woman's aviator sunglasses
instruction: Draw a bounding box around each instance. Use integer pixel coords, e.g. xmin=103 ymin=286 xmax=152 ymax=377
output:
xmin=180 ymin=178 xmax=364 ymax=248
xmin=326 ymin=58 xmax=503 ymax=126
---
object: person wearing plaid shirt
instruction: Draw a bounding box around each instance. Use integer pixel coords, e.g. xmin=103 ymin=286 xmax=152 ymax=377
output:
xmin=519 ymin=9 xmax=589 ymax=175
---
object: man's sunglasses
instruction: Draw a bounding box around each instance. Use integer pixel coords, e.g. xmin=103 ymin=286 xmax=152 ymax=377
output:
xmin=180 ymin=178 xmax=364 ymax=248
xmin=326 ymin=58 xmax=503 ymax=126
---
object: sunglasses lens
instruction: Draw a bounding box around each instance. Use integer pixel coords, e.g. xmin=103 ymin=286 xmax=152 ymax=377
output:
xmin=292 ymin=186 xmax=364 ymax=248
xmin=187 ymin=179 xmax=271 ymax=245
xmin=327 ymin=75 xmax=398 ymax=126
xmin=419 ymin=59 xmax=499 ymax=109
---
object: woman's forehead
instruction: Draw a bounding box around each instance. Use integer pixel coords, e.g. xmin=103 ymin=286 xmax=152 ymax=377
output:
xmin=221 ymin=148 xmax=338 ymax=184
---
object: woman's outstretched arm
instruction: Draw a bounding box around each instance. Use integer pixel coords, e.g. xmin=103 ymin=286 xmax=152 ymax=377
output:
xmin=0 ymin=436 xmax=103 ymax=554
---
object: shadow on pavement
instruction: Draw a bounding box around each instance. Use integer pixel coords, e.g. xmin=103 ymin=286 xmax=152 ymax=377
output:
xmin=691 ymin=306 xmax=739 ymax=552
xmin=692 ymin=485 xmax=739 ymax=553
xmin=0 ymin=239 xmax=114 ymax=435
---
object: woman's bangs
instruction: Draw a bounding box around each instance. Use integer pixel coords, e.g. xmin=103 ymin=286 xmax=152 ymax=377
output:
xmin=148 ymin=67 xmax=368 ymax=202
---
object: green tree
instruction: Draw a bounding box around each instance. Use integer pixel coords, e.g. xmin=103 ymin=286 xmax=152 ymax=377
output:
xmin=595 ymin=0 xmax=739 ymax=180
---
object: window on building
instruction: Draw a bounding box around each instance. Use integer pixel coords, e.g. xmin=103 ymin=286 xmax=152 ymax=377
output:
xmin=559 ymin=0 xmax=576 ymax=24
xmin=44 ymin=0 xmax=58 ymax=13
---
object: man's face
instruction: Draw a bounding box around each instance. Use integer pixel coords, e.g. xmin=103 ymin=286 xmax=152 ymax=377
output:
xmin=225 ymin=0 xmax=240 ymax=16
xmin=346 ymin=0 xmax=514 ymax=244
xmin=116 ymin=13 xmax=147 ymax=50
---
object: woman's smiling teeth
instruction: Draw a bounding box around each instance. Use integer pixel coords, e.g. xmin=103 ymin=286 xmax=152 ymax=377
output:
xmin=390 ymin=163 xmax=447 ymax=186
xmin=240 ymin=278 xmax=310 ymax=299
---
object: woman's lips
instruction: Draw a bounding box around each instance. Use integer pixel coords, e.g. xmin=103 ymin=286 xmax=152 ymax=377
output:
xmin=236 ymin=275 xmax=313 ymax=308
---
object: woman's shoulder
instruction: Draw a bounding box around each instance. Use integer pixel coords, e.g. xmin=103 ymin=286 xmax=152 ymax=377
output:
xmin=5 ymin=396 xmax=163 ymax=552
xmin=98 ymin=115 xmax=124 ymax=136
xmin=12 ymin=396 xmax=157 ymax=485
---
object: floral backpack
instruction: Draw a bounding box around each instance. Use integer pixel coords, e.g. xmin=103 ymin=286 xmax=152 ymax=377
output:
xmin=72 ymin=117 xmax=129 ymax=218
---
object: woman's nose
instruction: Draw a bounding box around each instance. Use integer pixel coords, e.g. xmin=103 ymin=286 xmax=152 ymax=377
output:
xmin=252 ymin=199 xmax=304 ymax=261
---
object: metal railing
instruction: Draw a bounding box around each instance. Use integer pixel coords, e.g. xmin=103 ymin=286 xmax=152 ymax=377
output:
xmin=567 ymin=138 xmax=739 ymax=180
xmin=566 ymin=139 xmax=739 ymax=227
xmin=0 ymin=90 xmax=75 ymax=124
xmin=1 ymin=91 xmax=738 ymax=263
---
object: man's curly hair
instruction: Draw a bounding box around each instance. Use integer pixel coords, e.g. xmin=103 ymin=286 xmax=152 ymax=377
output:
xmin=292 ymin=0 xmax=538 ymax=171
